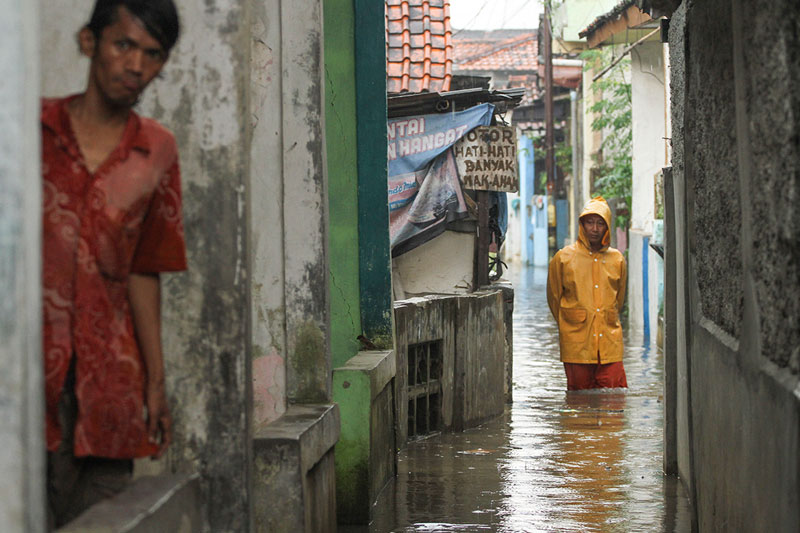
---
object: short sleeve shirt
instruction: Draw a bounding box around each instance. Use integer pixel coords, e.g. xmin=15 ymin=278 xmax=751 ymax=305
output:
xmin=41 ymin=95 xmax=187 ymax=458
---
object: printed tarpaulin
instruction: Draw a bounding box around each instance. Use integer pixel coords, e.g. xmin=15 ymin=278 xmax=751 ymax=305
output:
xmin=388 ymin=103 xmax=494 ymax=256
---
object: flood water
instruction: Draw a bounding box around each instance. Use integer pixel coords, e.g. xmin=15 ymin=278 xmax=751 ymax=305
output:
xmin=358 ymin=266 xmax=693 ymax=532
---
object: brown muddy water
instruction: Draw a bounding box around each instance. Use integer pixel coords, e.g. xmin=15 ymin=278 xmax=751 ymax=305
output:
xmin=349 ymin=266 xmax=693 ymax=533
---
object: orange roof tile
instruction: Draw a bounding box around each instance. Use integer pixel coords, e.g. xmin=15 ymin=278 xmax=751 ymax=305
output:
xmin=453 ymin=31 xmax=539 ymax=72
xmin=386 ymin=0 xmax=452 ymax=93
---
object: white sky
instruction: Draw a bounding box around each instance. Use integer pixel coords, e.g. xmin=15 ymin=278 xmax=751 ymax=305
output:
xmin=449 ymin=0 xmax=542 ymax=31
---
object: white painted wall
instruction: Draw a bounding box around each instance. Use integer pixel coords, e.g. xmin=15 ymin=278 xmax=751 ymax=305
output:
xmin=628 ymin=41 xmax=668 ymax=331
xmin=580 ymin=65 xmax=599 ymax=211
xmin=0 ymin=1 xmax=44 ymax=530
xmin=631 ymin=41 xmax=667 ymax=233
xmin=393 ymin=231 xmax=475 ymax=296
xmin=505 ymin=192 xmax=522 ymax=264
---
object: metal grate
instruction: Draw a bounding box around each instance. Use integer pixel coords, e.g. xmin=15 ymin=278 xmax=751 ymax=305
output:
xmin=407 ymin=341 xmax=443 ymax=439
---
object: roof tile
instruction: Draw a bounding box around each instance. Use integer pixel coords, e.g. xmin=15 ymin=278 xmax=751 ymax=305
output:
xmin=453 ymin=31 xmax=539 ymax=72
xmin=386 ymin=0 xmax=452 ymax=93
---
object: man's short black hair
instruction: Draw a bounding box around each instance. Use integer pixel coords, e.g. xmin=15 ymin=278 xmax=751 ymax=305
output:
xmin=87 ymin=0 xmax=180 ymax=53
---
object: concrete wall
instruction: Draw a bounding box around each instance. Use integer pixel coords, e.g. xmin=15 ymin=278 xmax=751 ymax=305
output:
xmin=253 ymin=405 xmax=340 ymax=533
xmin=0 ymin=1 xmax=44 ymax=530
xmin=453 ymin=291 xmax=507 ymax=430
xmin=394 ymin=290 xmax=510 ymax=446
xmin=667 ymin=0 xmax=800 ymax=529
xmin=133 ymin=4 xmax=254 ymax=530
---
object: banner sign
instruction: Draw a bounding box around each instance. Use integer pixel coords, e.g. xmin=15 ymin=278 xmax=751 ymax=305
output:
xmin=388 ymin=103 xmax=494 ymax=175
xmin=454 ymin=126 xmax=519 ymax=192
xmin=388 ymin=104 xmax=494 ymax=256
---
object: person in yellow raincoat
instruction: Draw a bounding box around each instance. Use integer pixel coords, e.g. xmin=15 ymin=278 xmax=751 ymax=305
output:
xmin=547 ymin=196 xmax=628 ymax=390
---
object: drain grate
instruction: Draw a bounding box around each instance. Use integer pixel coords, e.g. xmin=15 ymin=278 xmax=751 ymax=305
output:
xmin=407 ymin=340 xmax=443 ymax=439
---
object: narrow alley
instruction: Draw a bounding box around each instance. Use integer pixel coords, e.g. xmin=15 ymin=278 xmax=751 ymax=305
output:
xmin=365 ymin=266 xmax=692 ymax=532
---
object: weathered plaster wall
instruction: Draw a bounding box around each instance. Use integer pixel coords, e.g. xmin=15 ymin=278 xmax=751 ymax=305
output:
xmin=253 ymin=404 xmax=340 ymax=533
xmin=39 ymin=1 xmax=90 ymax=96
xmin=324 ymin=0 xmax=362 ymax=368
xmin=136 ymin=2 xmax=254 ymax=530
xmin=0 ymin=2 xmax=44 ymax=530
xmin=250 ymin=0 xmax=332 ymax=422
xmin=250 ymin=0 xmax=288 ymax=426
xmin=668 ymin=0 xmax=800 ymax=529
xmin=453 ymin=291 xmax=506 ymax=429
xmin=278 ymin=0 xmax=332 ymax=405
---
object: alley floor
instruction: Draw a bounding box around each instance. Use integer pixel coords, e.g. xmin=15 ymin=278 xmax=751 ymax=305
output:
xmin=360 ymin=265 xmax=693 ymax=532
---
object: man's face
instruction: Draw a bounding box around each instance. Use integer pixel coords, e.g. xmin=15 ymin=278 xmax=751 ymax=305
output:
xmin=581 ymin=214 xmax=607 ymax=247
xmin=81 ymin=6 xmax=167 ymax=109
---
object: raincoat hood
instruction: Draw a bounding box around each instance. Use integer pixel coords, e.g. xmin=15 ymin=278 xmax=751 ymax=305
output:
xmin=578 ymin=196 xmax=612 ymax=251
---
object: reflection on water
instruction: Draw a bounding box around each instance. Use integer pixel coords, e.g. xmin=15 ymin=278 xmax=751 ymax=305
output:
xmin=358 ymin=266 xmax=692 ymax=533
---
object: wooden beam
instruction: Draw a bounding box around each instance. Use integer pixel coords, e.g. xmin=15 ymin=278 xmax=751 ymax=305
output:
xmin=587 ymin=5 xmax=655 ymax=48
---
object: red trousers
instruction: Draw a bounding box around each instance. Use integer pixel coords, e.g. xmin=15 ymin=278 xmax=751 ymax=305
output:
xmin=563 ymin=361 xmax=628 ymax=390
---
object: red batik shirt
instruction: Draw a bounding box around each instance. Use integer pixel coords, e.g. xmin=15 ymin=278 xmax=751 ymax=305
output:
xmin=41 ymin=95 xmax=187 ymax=458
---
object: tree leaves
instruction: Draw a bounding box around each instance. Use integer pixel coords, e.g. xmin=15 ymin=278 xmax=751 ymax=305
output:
xmin=580 ymin=47 xmax=633 ymax=229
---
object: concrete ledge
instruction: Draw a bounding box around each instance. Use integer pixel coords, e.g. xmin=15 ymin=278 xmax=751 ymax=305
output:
xmin=253 ymin=404 xmax=340 ymax=533
xmin=60 ymin=473 xmax=202 ymax=533
xmin=254 ymin=403 xmax=340 ymax=477
xmin=334 ymin=350 xmax=395 ymax=402
xmin=333 ymin=350 xmax=397 ymax=524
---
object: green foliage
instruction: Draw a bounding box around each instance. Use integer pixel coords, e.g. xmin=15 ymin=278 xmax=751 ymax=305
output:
xmin=580 ymin=48 xmax=633 ymax=229
xmin=527 ymin=131 xmax=572 ymax=193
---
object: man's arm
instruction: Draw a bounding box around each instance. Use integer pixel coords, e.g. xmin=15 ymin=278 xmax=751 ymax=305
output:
xmin=128 ymin=273 xmax=172 ymax=459
xmin=546 ymin=254 xmax=562 ymax=320
xmin=616 ymin=255 xmax=628 ymax=312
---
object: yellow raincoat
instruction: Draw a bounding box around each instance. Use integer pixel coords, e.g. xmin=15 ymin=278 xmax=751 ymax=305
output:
xmin=547 ymin=197 xmax=627 ymax=364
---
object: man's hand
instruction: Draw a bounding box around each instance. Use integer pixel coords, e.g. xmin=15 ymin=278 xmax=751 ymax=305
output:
xmin=146 ymin=379 xmax=172 ymax=459
xmin=129 ymin=273 xmax=172 ymax=459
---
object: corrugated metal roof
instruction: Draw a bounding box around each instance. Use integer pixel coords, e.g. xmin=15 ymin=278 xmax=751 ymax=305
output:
xmin=386 ymin=0 xmax=453 ymax=93
xmin=387 ymin=87 xmax=525 ymax=118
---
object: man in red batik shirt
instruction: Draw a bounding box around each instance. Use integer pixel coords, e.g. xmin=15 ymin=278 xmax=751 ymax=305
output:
xmin=42 ymin=0 xmax=185 ymax=527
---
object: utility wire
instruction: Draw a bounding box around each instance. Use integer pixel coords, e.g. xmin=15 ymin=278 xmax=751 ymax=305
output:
xmin=497 ymin=0 xmax=536 ymax=30
xmin=453 ymin=0 xmax=492 ymax=36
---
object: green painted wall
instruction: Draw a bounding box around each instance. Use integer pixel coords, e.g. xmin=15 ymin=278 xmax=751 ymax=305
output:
xmin=355 ymin=0 xmax=393 ymax=348
xmin=332 ymin=370 xmax=371 ymax=523
xmin=325 ymin=0 xmax=361 ymax=368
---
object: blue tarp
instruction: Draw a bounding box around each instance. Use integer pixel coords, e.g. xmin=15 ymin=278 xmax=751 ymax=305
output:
xmin=388 ymin=104 xmax=494 ymax=256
